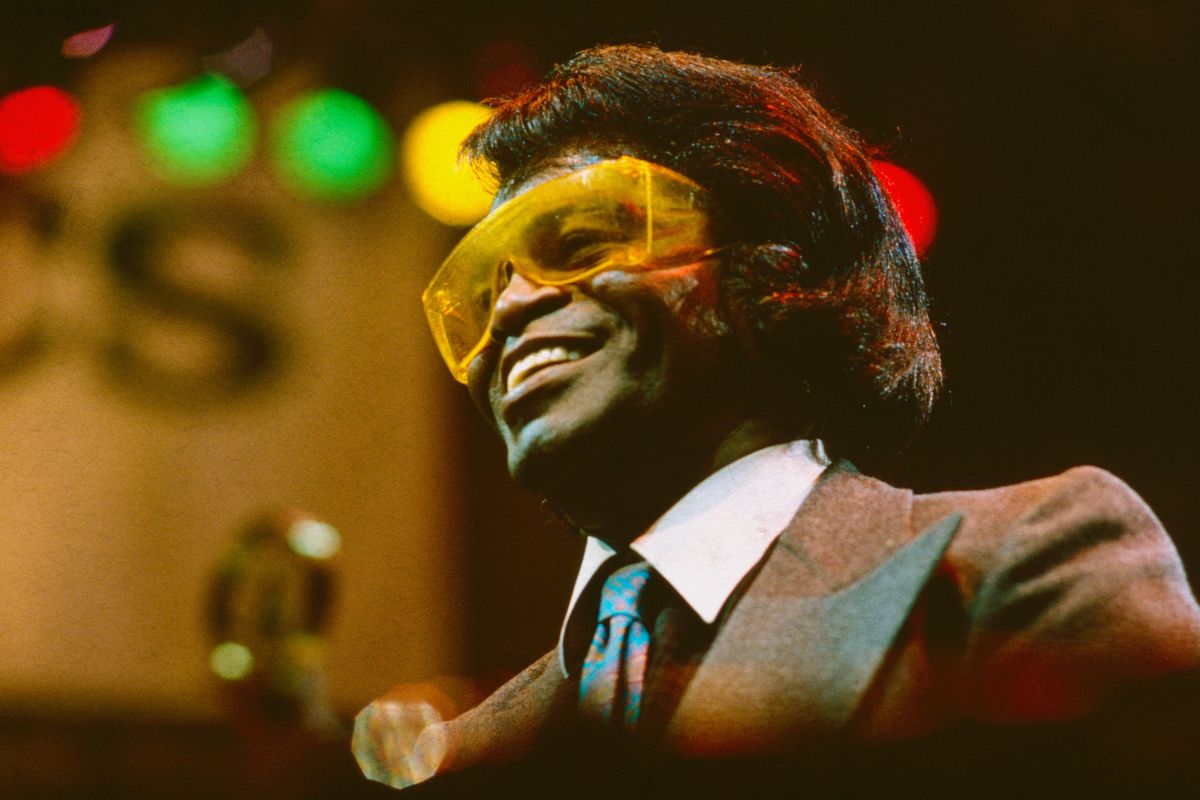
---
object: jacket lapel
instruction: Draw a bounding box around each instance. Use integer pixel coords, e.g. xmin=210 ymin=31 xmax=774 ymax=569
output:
xmin=432 ymin=650 xmax=575 ymax=777
xmin=664 ymin=462 xmax=961 ymax=755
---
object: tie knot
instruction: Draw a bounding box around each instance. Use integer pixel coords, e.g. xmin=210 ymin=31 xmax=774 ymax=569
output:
xmin=597 ymin=561 xmax=652 ymax=622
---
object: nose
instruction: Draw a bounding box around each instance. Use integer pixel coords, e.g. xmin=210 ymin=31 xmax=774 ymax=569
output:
xmin=490 ymin=268 xmax=570 ymax=339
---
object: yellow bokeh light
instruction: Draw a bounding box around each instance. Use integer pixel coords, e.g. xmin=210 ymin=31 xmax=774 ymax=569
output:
xmin=401 ymin=101 xmax=495 ymax=226
xmin=210 ymin=641 xmax=255 ymax=681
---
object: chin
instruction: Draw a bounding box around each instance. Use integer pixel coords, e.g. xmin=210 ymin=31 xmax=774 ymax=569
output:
xmin=502 ymin=402 xmax=625 ymax=500
xmin=505 ymin=420 xmax=583 ymax=495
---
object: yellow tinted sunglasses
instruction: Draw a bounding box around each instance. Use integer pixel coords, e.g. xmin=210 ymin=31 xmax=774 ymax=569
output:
xmin=422 ymin=156 xmax=720 ymax=382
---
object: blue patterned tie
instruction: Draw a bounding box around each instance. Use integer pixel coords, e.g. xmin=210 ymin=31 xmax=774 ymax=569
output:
xmin=578 ymin=561 xmax=653 ymax=729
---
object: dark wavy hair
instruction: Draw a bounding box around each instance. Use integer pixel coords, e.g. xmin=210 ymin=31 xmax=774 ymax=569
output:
xmin=462 ymin=44 xmax=942 ymax=462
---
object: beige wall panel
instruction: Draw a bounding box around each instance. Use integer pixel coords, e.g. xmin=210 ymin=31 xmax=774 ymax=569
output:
xmin=0 ymin=49 xmax=465 ymax=719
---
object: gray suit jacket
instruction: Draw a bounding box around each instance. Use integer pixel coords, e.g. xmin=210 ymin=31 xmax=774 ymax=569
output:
xmin=368 ymin=462 xmax=1200 ymax=793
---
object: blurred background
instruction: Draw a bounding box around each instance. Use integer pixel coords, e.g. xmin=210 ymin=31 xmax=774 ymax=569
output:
xmin=1 ymin=1 xmax=1196 ymax=796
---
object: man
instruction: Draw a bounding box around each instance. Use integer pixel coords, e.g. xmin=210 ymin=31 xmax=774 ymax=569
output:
xmin=356 ymin=45 xmax=1200 ymax=795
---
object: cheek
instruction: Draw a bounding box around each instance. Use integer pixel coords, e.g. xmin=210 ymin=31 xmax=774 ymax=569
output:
xmin=592 ymin=265 xmax=730 ymax=340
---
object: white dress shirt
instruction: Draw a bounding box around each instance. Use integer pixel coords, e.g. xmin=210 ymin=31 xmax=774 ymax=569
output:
xmin=558 ymin=439 xmax=831 ymax=676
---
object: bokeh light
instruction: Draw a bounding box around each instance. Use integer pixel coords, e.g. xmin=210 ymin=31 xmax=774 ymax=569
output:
xmin=471 ymin=41 xmax=541 ymax=99
xmin=202 ymin=27 xmax=274 ymax=87
xmin=287 ymin=519 xmax=342 ymax=560
xmin=61 ymin=23 xmax=117 ymax=58
xmin=0 ymin=87 xmax=82 ymax=174
xmin=210 ymin=641 xmax=255 ymax=681
xmin=135 ymin=74 xmax=256 ymax=184
xmin=872 ymin=160 xmax=938 ymax=256
xmin=401 ymin=101 xmax=495 ymax=226
xmin=353 ymin=695 xmax=448 ymax=788
xmin=271 ymin=89 xmax=395 ymax=202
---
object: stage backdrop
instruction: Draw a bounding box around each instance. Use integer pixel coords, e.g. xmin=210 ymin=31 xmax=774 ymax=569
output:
xmin=0 ymin=47 xmax=469 ymax=720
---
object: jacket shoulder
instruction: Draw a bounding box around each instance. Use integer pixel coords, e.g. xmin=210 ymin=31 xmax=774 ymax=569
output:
xmin=915 ymin=465 xmax=1154 ymax=531
xmin=912 ymin=466 xmax=1200 ymax=721
xmin=913 ymin=465 xmax=1178 ymax=588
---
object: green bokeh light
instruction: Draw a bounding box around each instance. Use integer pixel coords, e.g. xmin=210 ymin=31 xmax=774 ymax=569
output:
xmin=136 ymin=73 xmax=256 ymax=183
xmin=209 ymin=641 xmax=255 ymax=681
xmin=272 ymin=88 xmax=394 ymax=201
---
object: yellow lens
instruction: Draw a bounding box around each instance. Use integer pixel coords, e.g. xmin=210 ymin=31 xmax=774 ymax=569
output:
xmin=422 ymin=156 xmax=715 ymax=382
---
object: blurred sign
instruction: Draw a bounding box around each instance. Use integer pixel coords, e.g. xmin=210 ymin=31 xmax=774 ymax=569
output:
xmin=1 ymin=195 xmax=290 ymax=404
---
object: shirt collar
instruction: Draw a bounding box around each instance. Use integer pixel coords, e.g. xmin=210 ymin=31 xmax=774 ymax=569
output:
xmin=557 ymin=439 xmax=830 ymax=676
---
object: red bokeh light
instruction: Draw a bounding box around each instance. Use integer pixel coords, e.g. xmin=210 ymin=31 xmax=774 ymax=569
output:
xmin=0 ymin=87 xmax=83 ymax=174
xmin=872 ymin=160 xmax=938 ymax=256
xmin=471 ymin=41 xmax=541 ymax=100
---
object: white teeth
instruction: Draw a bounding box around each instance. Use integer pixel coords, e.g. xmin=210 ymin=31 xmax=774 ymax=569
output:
xmin=507 ymin=346 xmax=582 ymax=392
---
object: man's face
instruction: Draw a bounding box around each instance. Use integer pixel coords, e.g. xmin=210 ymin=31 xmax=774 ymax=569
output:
xmin=465 ymin=153 xmax=744 ymax=507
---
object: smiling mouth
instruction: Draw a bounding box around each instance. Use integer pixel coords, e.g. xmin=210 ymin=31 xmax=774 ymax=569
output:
xmin=505 ymin=345 xmax=587 ymax=393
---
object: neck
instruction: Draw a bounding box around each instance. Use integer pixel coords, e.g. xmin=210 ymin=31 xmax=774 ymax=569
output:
xmin=555 ymin=416 xmax=797 ymax=545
